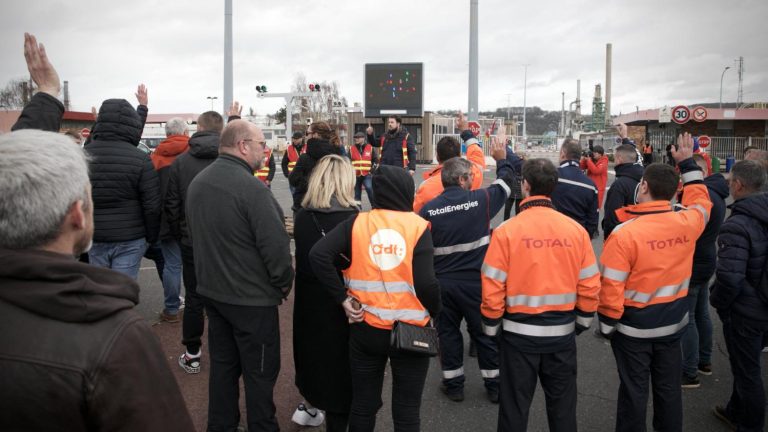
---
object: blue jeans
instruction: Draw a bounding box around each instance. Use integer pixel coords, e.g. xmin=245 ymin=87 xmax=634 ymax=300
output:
xmin=88 ymin=238 xmax=147 ymax=280
xmin=160 ymin=239 xmax=182 ymax=314
xmin=355 ymin=175 xmax=373 ymax=203
xmin=680 ymin=283 xmax=713 ymax=377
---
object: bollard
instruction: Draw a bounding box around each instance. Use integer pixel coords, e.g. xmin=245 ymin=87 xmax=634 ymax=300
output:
xmin=725 ymin=156 xmax=735 ymax=173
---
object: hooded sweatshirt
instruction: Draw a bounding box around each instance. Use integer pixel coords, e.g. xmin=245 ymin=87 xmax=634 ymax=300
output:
xmin=288 ymin=138 xmax=343 ymax=210
xmin=602 ymin=162 xmax=645 ymax=240
xmin=152 ymin=134 xmax=190 ymax=240
xmin=0 ymin=248 xmax=194 ymax=430
xmin=711 ymin=192 xmax=768 ymax=320
xmin=309 ymin=165 xmax=442 ymax=317
xmin=86 ymin=99 xmax=161 ymax=243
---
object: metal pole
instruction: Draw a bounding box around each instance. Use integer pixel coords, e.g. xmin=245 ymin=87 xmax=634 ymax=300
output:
xmin=505 ymin=93 xmax=511 ymax=120
xmin=561 ymin=92 xmax=565 ymax=136
xmin=522 ymin=64 xmax=528 ymax=139
xmin=468 ymin=0 xmax=479 ymax=121
xmin=720 ymin=66 xmax=731 ymax=109
xmin=605 ymin=43 xmax=612 ymax=128
xmin=285 ymin=96 xmax=293 ymax=140
xmin=224 ymin=0 xmax=233 ymax=117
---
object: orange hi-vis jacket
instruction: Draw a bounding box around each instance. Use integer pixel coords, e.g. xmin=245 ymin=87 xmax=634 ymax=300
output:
xmin=350 ymin=143 xmax=374 ymax=177
xmin=481 ymin=196 xmax=600 ymax=351
xmin=285 ymin=144 xmax=306 ymax=174
xmin=343 ymin=209 xmax=432 ymax=330
xmin=413 ymin=143 xmax=486 ymax=213
xmin=254 ymin=148 xmax=272 ymax=183
xmin=597 ymin=159 xmax=712 ymax=341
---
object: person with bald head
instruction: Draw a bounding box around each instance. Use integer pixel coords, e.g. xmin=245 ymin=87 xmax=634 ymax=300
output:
xmin=187 ymin=119 xmax=294 ymax=432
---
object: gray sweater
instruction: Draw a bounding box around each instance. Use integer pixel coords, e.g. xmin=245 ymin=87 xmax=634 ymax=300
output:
xmin=186 ymin=154 xmax=294 ymax=306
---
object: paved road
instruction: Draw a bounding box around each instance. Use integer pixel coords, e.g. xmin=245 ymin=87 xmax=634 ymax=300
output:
xmin=136 ymin=157 xmax=754 ymax=431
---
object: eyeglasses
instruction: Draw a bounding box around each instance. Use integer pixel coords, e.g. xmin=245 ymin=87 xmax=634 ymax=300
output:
xmin=242 ymin=138 xmax=266 ymax=148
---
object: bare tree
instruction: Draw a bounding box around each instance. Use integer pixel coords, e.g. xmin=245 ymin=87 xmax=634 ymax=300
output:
xmin=0 ymin=78 xmax=35 ymax=109
xmin=291 ymin=72 xmax=344 ymax=127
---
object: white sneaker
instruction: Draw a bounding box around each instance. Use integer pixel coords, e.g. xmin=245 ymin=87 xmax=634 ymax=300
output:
xmin=762 ymin=346 xmax=768 ymax=353
xmin=291 ymin=403 xmax=324 ymax=427
xmin=179 ymin=296 xmax=185 ymax=311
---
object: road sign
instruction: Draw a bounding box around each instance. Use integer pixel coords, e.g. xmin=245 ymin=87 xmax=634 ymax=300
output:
xmin=467 ymin=121 xmax=481 ymax=137
xmin=658 ymin=106 xmax=672 ymax=123
xmin=698 ymin=135 xmax=711 ymax=148
xmin=671 ymin=105 xmax=690 ymax=124
xmin=81 ymin=128 xmax=90 ymax=138
xmin=692 ymin=106 xmax=708 ymax=122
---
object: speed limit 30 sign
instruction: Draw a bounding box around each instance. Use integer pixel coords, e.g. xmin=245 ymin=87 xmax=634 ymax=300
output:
xmin=672 ymin=105 xmax=690 ymax=124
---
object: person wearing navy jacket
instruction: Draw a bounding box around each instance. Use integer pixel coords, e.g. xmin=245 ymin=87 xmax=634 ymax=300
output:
xmin=550 ymin=139 xmax=599 ymax=237
xmin=419 ymin=131 xmax=521 ymax=403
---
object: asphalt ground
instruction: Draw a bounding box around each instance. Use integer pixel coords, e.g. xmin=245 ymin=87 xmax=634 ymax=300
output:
xmin=135 ymin=156 xmax=761 ymax=431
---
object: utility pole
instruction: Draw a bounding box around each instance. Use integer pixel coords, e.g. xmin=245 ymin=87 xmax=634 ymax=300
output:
xmin=223 ymin=0 xmax=233 ymax=116
xmin=720 ymin=66 xmax=731 ymax=109
xmin=736 ymin=56 xmax=744 ymax=107
xmin=522 ymin=64 xmax=529 ymax=140
xmin=468 ymin=0 xmax=479 ymax=121
xmin=257 ymin=90 xmax=314 ymax=141
xmin=561 ymin=92 xmax=565 ymax=136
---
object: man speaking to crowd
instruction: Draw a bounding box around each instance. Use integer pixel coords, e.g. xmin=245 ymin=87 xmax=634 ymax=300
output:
xmin=366 ymin=115 xmax=417 ymax=175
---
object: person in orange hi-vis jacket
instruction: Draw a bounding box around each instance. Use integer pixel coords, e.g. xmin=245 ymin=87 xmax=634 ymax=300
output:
xmin=597 ymin=132 xmax=712 ymax=432
xmin=413 ymin=111 xmax=486 ymax=213
xmin=481 ymin=158 xmax=600 ymax=432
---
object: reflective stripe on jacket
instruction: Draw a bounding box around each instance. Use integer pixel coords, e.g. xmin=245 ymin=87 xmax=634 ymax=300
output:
xmin=381 ymin=134 xmax=409 ymax=168
xmin=350 ymin=143 xmax=374 ymax=176
xmin=598 ymin=160 xmax=712 ymax=340
xmin=254 ymin=148 xmax=272 ymax=182
xmin=343 ymin=209 xmax=431 ymax=330
xmin=286 ymin=144 xmax=305 ymax=174
xmin=481 ymin=196 xmax=600 ymax=351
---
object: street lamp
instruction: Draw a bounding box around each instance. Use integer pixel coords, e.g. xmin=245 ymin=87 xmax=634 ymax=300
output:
xmin=207 ymin=96 xmax=218 ymax=111
xmin=719 ymin=67 xmax=730 ymax=109
xmin=522 ymin=64 xmax=529 ymax=140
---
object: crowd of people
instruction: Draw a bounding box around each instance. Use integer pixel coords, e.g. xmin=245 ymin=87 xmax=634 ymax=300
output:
xmin=3 ymin=33 xmax=768 ymax=432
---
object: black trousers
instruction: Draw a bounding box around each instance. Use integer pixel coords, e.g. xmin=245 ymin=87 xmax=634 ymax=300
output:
xmin=437 ymin=276 xmax=499 ymax=393
xmin=348 ymin=323 xmax=430 ymax=432
xmin=722 ymin=313 xmax=768 ymax=432
xmin=610 ymin=334 xmax=682 ymax=432
xmin=204 ymin=298 xmax=280 ymax=432
xmin=180 ymin=243 xmax=204 ymax=354
xmin=498 ymin=341 xmax=577 ymax=432
xmin=503 ymin=196 xmax=522 ymax=220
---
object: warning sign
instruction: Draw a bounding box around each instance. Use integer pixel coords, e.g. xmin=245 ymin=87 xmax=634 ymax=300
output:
xmin=692 ymin=106 xmax=708 ymax=122
xmin=672 ymin=105 xmax=690 ymax=125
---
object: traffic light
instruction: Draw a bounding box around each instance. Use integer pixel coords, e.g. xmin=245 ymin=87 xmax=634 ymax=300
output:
xmin=308 ymin=83 xmax=321 ymax=92
xmin=255 ymin=85 xmax=268 ymax=93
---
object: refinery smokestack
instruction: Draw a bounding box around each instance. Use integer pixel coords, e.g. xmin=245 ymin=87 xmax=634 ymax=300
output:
xmin=605 ymin=43 xmax=612 ymax=127
xmin=63 ymin=80 xmax=70 ymax=111
xmin=576 ymin=79 xmax=581 ymax=114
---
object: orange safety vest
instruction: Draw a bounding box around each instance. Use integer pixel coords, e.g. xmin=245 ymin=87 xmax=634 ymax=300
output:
xmin=343 ymin=210 xmax=431 ymax=330
xmin=254 ymin=148 xmax=272 ymax=183
xmin=350 ymin=143 xmax=374 ymax=176
xmin=286 ymin=144 xmax=306 ymax=174
xmin=381 ymin=133 xmax=409 ymax=168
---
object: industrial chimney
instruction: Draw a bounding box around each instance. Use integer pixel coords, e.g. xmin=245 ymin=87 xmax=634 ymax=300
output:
xmin=63 ymin=80 xmax=70 ymax=111
xmin=605 ymin=43 xmax=612 ymax=127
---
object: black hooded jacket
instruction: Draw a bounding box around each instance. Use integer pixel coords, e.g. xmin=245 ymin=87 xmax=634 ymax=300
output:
xmin=602 ymin=162 xmax=645 ymax=239
xmin=86 ymin=99 xmax=160 ymax=243
xmin=691 ymin=173 xmax=729 ymax=285
xmin=165 ymin=130 xmax=220 ymax=246
xmin=289 ymin=138 xmax=343 ymax=210
xmin=0 ymin=249 xmax=194 ymax=430
xmin=711 ymin=192 xmax=768 ymax=320
xmin=309 ymin=165 xmax=442 ymax=317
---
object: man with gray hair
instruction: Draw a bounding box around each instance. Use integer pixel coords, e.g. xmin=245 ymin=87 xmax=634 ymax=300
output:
xmin=0 ymin=130 xmax=194 ymax=430
xmin=710 ymin=160 xmax=768 ymax=430
xmin=419 ymin=128 xmax=521 ymax=404
xmin=150 ymin=117 xmax=190 ymax=322
xmin=187 ymin=119 xmax=294 ymax=431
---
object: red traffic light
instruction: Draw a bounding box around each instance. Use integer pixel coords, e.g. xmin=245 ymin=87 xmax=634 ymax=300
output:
xmin=309 ymin=83 xmax=321 ymax=92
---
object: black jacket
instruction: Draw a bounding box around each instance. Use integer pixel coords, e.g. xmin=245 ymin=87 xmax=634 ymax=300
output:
xmin=711 ymin=192 xmax=768 ymax=320
xmin=187 ymin=154 xmax=294 ymax=306
xmin=165 ymin=130 xmax=220 ymax=247
xmin=602 ymin=163 xmax=644 ymax=239
xmin=691 ymin=174 xmax=729 ymax=285
xmin=289 ymin=138 xmax=343 ymax=210
xmin=11 ymin=92 xmax=64 ymax=132
xmin=367 ymin=127 xmax=417 ymax=171
xmin=0 ymin=248 xmax=194 ymax=431
xmin=550 ymin=160 xmax=599 ymax=236
xmin=309 ymin=165 xmax=442 ymax=317
xmin=86 ymin=99 xmax=160 ymax=244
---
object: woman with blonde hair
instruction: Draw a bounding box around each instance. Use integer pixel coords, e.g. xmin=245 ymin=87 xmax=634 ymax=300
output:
xmin=288 ymin=121 xmax=344 ymax=211
xmin=291 ymin=154 xmax=359 ymax=431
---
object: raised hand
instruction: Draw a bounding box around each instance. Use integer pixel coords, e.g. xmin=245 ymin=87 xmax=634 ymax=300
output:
xmin=670 ymin=132 xmax=694 ymax=164
xmin=91 ymin=106 xmax=98 ymax=120
xmin=456 ymin=110 xmax=467 ymax=131
xmin=616 ymin=122 xmax=628 ymax=140
xmin=135 ymin=84 xmax=148 ymax=106
xmin=366 ymin=122 xmax=373 ymax=135
xmin=23 ymin=33 xmax=60 ymax=97
xmin=227 ymin=101 xmax=243 ymax=117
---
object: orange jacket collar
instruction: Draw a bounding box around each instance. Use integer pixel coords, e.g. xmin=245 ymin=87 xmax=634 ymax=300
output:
xmin=520 ymin=195 xmax=551 ymax=206
xmin=423 ymin=165 xmax=443 ymax=180
xmin=615 ymin=200 xmax=673 ymax=223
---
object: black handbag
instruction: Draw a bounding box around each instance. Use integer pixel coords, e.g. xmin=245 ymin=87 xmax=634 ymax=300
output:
xmin=391 ymin=320 xmax=439 ymax=357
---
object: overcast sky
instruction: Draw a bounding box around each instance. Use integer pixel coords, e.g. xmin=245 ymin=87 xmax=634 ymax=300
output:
xmin=1 ymin=0 xmax=766 ymax=117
